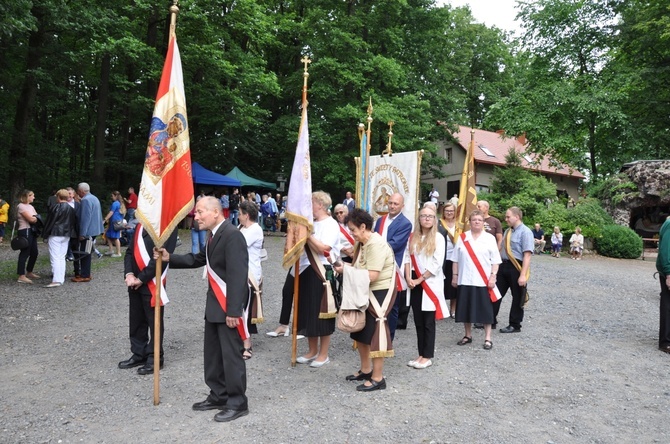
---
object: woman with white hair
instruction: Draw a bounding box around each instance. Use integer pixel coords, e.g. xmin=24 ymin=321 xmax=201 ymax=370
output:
xmin=275 ymin=191 xmax=340 ymax=368
xmin=333 ymin=203 xmax=354 ymax=263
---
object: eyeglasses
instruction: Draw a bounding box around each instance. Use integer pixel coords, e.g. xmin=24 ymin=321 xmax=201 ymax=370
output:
xmin=444 ymin=211 xmax=455 ymax=213
xmin=335 ymin=211 xmax=344 ymax=215
xmin=419 ymin=215 xmax=434 ymax=219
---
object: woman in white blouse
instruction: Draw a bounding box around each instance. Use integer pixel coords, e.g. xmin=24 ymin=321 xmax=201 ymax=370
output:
xmin=238 ymin=201 xmax=264 ymax=360
xmin=438 ymin=202 xmax=458 ymax=317
xmin=404 ymin=206 xmax=448 ymax=369
xmin=451 ymin=210 xmax=502 ymax=350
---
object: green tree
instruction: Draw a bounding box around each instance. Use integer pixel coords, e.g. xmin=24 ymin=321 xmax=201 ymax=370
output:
xmin=484 ymin=0 xmax=630 ymax=181
xmin=613 ymin=0 xmax=670 ymax=159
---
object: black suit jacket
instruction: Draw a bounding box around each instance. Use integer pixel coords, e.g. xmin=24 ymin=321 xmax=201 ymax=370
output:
xmin=124 ymin=225 xmax=178 ymax=296
xmin=169 ymin=220 xmax=249 ymax=322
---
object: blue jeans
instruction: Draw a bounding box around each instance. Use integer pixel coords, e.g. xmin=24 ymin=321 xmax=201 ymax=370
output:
xmin=230 ymin=210 xmax=239 ymax=226
xmin=191 ymin=229 xmax=206 ymax=254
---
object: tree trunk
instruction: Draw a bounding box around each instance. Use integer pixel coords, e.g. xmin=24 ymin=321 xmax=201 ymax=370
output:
xmin=93 ymin=53 xmax=111 ymax=184
xmin=9 ymin=5 xmax=47 ymax=212
xmin=588 ymin=114 xmax=597 ymax=180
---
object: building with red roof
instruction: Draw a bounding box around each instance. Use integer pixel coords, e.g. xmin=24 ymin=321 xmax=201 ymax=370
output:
xmin=425 ymin=125 xmax=585 ymax=204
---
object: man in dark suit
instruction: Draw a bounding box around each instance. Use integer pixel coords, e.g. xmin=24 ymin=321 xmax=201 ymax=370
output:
xmin=155 ymin=196 xmax=249 ymax=423
xmin=118 ymin=224 xmax=178 ymax=375
xmin=373 ymin=192 xmax=412 ymax=339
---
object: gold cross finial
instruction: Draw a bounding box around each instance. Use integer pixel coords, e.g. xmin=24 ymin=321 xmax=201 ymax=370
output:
xmin=301 ymin=56 xmax=311 ymax=73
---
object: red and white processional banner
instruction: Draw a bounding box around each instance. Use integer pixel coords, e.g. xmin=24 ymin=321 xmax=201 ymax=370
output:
xmin=136 ymin=34 xmax=194 ymax=247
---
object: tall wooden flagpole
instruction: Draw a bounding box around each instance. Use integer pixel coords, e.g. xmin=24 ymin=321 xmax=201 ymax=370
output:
xmin=151 ymin=2 xmax=181 ymax=407
xmin=287 ymin=56 xmax=312 ymax=366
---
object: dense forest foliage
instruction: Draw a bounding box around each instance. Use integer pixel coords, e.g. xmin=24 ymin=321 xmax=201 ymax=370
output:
xmin=1 ymin=0 xmax=668 ymax=210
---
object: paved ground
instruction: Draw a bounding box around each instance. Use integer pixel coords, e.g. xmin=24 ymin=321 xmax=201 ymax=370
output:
xmin=0 ymin=234 xmax=668 ymax=443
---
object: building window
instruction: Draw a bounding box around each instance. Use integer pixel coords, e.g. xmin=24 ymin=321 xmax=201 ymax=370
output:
xmin=444 ymin=148 xmax=452 ymax=164
xmin=478 ymin=144 xmax=495 ymax=157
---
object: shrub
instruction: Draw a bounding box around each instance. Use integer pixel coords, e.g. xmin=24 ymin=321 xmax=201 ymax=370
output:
xmin=566 ymin=198 xmax=614 ymax=239
xmin=596 ymin=224 xmax=643 ymax=259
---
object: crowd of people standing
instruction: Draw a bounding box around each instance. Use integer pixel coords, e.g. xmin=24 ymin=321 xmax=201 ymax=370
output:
xmin=5 ymin=182 xmax=605 ymax=423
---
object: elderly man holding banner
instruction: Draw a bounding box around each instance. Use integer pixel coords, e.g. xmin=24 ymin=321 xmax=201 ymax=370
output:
xmin=155 ymin=197 xmax=250 ymax=422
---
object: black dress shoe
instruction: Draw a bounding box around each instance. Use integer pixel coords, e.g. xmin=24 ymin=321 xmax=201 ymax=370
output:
xmin=356 ymin=378 xmax=386 ymax=392
xmin=118 ymin=356 xmax=147 ymax=369
xmin=345 ymin=370 xmax=372 ymax=381
xmin=192 ymin=399 xmax=226 ymax=411
xmin=137 ymin=362 xmax=164 ymax=375
xmin=499 ymin=325 xmax=521 ymax=333
xmin=214 ymin=408 xmax=249 ymax=422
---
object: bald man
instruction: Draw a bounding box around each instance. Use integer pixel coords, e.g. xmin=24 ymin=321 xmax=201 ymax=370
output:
xmin=156 ymin=196 xmax=249 ymax=422
xmin=477 ymin=200 xmax=503 ymax=250
xmin=374 ymin=192 xmax=412 ymax=338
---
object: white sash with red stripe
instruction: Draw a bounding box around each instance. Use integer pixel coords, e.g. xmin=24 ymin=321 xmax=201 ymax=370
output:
xmin=205 ymin=242 xmax=249 ymax=340
xmin=460 ymin=232 xmax=502 ymax=302
xmin=133 ymin=224 xmax=169 ymax=307
xmin=410 ymin=252 xmax=448 ymax=320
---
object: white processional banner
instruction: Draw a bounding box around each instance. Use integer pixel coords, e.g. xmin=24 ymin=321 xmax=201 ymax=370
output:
xmin=365 ymin=151 xmax=422 ymax=226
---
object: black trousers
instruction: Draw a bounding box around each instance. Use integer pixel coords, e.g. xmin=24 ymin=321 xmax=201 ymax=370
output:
xmin=17 ymin=229 xmax=38 ymax=275
xmin=493 ymin=260 xmax=527 ymax=329
xmin=660 ymin=275 xmax=670 ymax=348
xmin=128 ymin=289 xmax=164 ymax=364
xmin=409 ymin=272 xmax=436 ymax=358
xmin=203 ymin=320 xmax=248 ymax=411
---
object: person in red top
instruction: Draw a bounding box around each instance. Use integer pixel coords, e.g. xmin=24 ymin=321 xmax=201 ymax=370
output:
xmin=124 ymin=187 xmax=138 ymax=221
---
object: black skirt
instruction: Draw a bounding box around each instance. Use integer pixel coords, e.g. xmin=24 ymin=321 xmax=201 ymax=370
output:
xmin=350 ymin=289 xmax=388 ymax=345
xmin=455 ymin=285 xmax=494 ymax=324
xmin=296 ymin=266 xmax=335 ymax=337
xmin=443 ymin=259 xmax=457 ymax=300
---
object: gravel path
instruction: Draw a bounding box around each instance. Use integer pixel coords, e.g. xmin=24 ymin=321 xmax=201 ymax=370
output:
xmin=0 ymin=235 xmax=668 ymax=443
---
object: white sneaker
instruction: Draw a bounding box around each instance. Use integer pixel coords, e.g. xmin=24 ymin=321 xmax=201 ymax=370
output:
xmin=296 ymin=355 xmax=317 ymax=364
xmin=111 ymin=253 xmax=122 ymax=258
xmin=310 ymin=357 xmax=330 ymax=368
xmin=413 ymin=360 xmax=433 ymax=369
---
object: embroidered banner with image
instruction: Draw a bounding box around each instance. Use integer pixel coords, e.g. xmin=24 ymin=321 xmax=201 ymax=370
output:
xmin=358 ymin=151 xmax=422 ymax=225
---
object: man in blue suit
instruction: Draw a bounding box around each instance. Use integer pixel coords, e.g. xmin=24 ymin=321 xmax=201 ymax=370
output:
xmin=373 ymin=192 xmax=412 ymax=340
xmin=72 ymin=182 xmax=104 ymax=282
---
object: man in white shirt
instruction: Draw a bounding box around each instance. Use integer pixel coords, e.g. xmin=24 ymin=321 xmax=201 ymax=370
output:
xmin=428 ymin=187 xmax=439 ymax=204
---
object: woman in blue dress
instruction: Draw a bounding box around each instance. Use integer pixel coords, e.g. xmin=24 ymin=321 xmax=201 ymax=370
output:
xmin=103 ymin=191 xmax=125 ymax=257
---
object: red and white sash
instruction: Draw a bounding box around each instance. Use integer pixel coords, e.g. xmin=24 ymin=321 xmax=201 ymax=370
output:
xmin=339 ymin=224 xmax=355 ymax=246
xmin=133 ymin=224 xmax=169 ymax=307
xmin=377 ymin=215 xmax=388 ymax=239
xmin=205 ymin=242 xmax=249 ymax=340
xmin=409 ymin=252 xmax=448 ymax=320
xmin=460 ymin=233 xmax=502 ymax=303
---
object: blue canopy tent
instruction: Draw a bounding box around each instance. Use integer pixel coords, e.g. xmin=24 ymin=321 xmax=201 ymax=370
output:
xmin=226 ymin=166 xmax=276 ymax=189
xmin=191 ymin=162 xmax=241 ymax=187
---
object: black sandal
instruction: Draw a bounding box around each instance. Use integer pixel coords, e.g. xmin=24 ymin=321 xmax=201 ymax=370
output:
xmin=457 ymin=336 xmax=472 ymax=346
xmin=242 ymin=347 xmax=253 ymax=360
xmin=345 ymin=370 xmax=372 ymax=381
xmin=483 ymin=340 xmax=493 ymax=350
